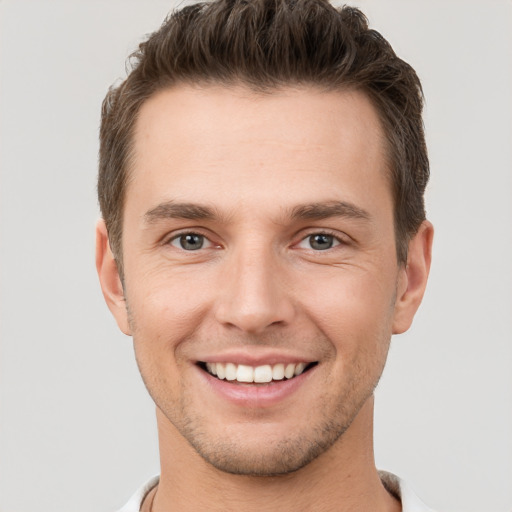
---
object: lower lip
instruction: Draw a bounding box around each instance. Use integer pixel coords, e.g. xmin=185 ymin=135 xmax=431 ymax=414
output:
xmin=196 ymin=366 xmax=316 ymax=408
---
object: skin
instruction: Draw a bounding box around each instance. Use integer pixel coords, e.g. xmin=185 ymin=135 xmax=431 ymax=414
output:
xmin=96 ymin=85 xmax=433 ymax=511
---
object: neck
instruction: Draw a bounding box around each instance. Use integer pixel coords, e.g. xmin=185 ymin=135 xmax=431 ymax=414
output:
xmin=150 ymin=396 xmax=400 ymax=512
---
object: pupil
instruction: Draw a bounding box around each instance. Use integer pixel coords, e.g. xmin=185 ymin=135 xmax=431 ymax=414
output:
xmin=181 ymin=234 xmax=203 ymax=250
xmin=310 ymin=234 xmax=333 ymax=250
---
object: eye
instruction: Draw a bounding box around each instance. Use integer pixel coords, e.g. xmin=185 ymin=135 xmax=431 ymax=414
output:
xmin=169 ymin=233 xmax=212 ymax=251
xmin=298 ymin=233 xmax=341 ymax=251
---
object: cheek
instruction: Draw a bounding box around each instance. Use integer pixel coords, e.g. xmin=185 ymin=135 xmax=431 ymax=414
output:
xmin=298 ymin=267 xmax=397 ymax=376
xmin=125 ymin=262 xmax=214 ymax=331
xmin=125 ymin=266 xmax=218 ymax=393
xmin=127 ymin=283 xmax=197 ymax=406
xmin=302 ymin=268 xmax=397 ymax=331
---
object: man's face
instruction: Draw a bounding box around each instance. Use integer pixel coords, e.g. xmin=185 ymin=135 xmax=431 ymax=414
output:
xmin=107 ymin=85 xmax=412 ymax=475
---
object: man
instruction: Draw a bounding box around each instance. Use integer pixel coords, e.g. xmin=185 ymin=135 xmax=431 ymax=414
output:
xmin=96 ymin=0 xmax=434 ymax=510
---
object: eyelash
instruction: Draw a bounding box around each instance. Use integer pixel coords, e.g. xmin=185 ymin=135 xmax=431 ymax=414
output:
xmin=166 ymin=231 xmax=216 ymax=251
xmin=165 ymin=229 xmax=349 ymax=252
xmin=295 ymin=230 xmax=349 ymax=251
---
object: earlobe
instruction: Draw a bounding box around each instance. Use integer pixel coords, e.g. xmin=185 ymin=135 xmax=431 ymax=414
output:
xmin=95 ymin=219 xmax=131 ymax=335
xmin=392 ymin=220 xmax=434 ymax=335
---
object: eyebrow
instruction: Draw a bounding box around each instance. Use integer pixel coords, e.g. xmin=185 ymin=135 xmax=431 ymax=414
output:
xmin=143 ymin=199 xmax=371 ymax=225
xmin=144 ymin=201 xmax=219 ymax=224
xmin=290 ymin=201 xmax=371 ymax=222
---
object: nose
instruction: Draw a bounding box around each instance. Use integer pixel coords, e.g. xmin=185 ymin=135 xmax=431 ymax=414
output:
xmin=214 ymin=245 xmax=295 ymax=334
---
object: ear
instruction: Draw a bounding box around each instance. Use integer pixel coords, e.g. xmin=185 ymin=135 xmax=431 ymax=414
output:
xmin=392 ymin=220 xmax=434 ymax=334
xmin=95 ymin=219 xmax=131 ymax=335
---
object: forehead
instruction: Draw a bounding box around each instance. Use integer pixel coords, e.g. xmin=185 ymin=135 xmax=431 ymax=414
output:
xmin=128 ymin=85 xmax=391 ymax=219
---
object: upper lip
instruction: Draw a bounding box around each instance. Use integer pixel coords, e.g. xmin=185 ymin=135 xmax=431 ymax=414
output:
xmin=195 ymin=350 xmax=317 ymax=366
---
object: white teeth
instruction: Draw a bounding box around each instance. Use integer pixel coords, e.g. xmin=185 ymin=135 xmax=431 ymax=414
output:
xmin=236 ymin=364 xmax=254 ymax=382
xmin=206 ymin=362 xmax=217 ymax=376
xmin=225 ymin=362 xmax=237 ymax=381
xmin=216 ymin=363 xmax=226 ymax=380
xmin=254 ymin=365 xmax=272 ymax=383
xmin=204 ymin=362 xmax=311 ymax=383
xmin=284 ymin=363 xmax=295 ymax=379
xmin=272 ymin=363 xmax=285 ymax=380
xmin=294 ymin=362 xmax=306 ymax=376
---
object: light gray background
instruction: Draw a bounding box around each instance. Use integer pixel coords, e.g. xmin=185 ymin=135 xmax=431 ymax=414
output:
xmin=1 ymin=1 xmax=511 ymax=511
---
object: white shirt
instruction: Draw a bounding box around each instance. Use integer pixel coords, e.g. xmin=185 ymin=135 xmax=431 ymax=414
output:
xmin=117 ymin=471 xmax=436 ymax=511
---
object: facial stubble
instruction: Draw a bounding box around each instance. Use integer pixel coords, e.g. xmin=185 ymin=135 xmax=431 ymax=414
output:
xmin=123 ymin=264 xmax=398 ymax=477
xmin=131 ymin=330 xmax=390 ymax=477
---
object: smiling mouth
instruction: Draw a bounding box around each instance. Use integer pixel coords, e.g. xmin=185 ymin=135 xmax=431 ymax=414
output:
xmin=198 ymin=361 xmax=318 ymax=384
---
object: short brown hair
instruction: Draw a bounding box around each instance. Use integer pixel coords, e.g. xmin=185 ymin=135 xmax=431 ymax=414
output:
xmin=98 ymin=0 xmax=429 ymax=273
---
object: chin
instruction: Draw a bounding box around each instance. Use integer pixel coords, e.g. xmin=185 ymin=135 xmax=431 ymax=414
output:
xmin=195 ymin=442 xmax=328 ymax=477
xmin=177 ymin=417 xmax=351 ymax=477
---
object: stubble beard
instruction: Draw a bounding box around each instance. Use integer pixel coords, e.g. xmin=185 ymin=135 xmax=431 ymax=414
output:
xmin=148 ymin=364 xmax=384 ymax=477
xmin=176 ymin=407 xmax=354 ymax=476
xmin=127 ymin=299 xmax=393 ymax=478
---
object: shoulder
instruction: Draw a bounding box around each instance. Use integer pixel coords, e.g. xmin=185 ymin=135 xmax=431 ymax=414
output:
xmin=116 ymin=475 xmax=160 ymax=512
xmin=379 ymin=470 xmax=437 ymax=512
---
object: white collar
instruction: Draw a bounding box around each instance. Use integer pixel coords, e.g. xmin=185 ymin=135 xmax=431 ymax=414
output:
xmin=118 ymin=472 xmax=436 ymax=512
xmin=379 ymin=471 xmax=437 ymax=512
